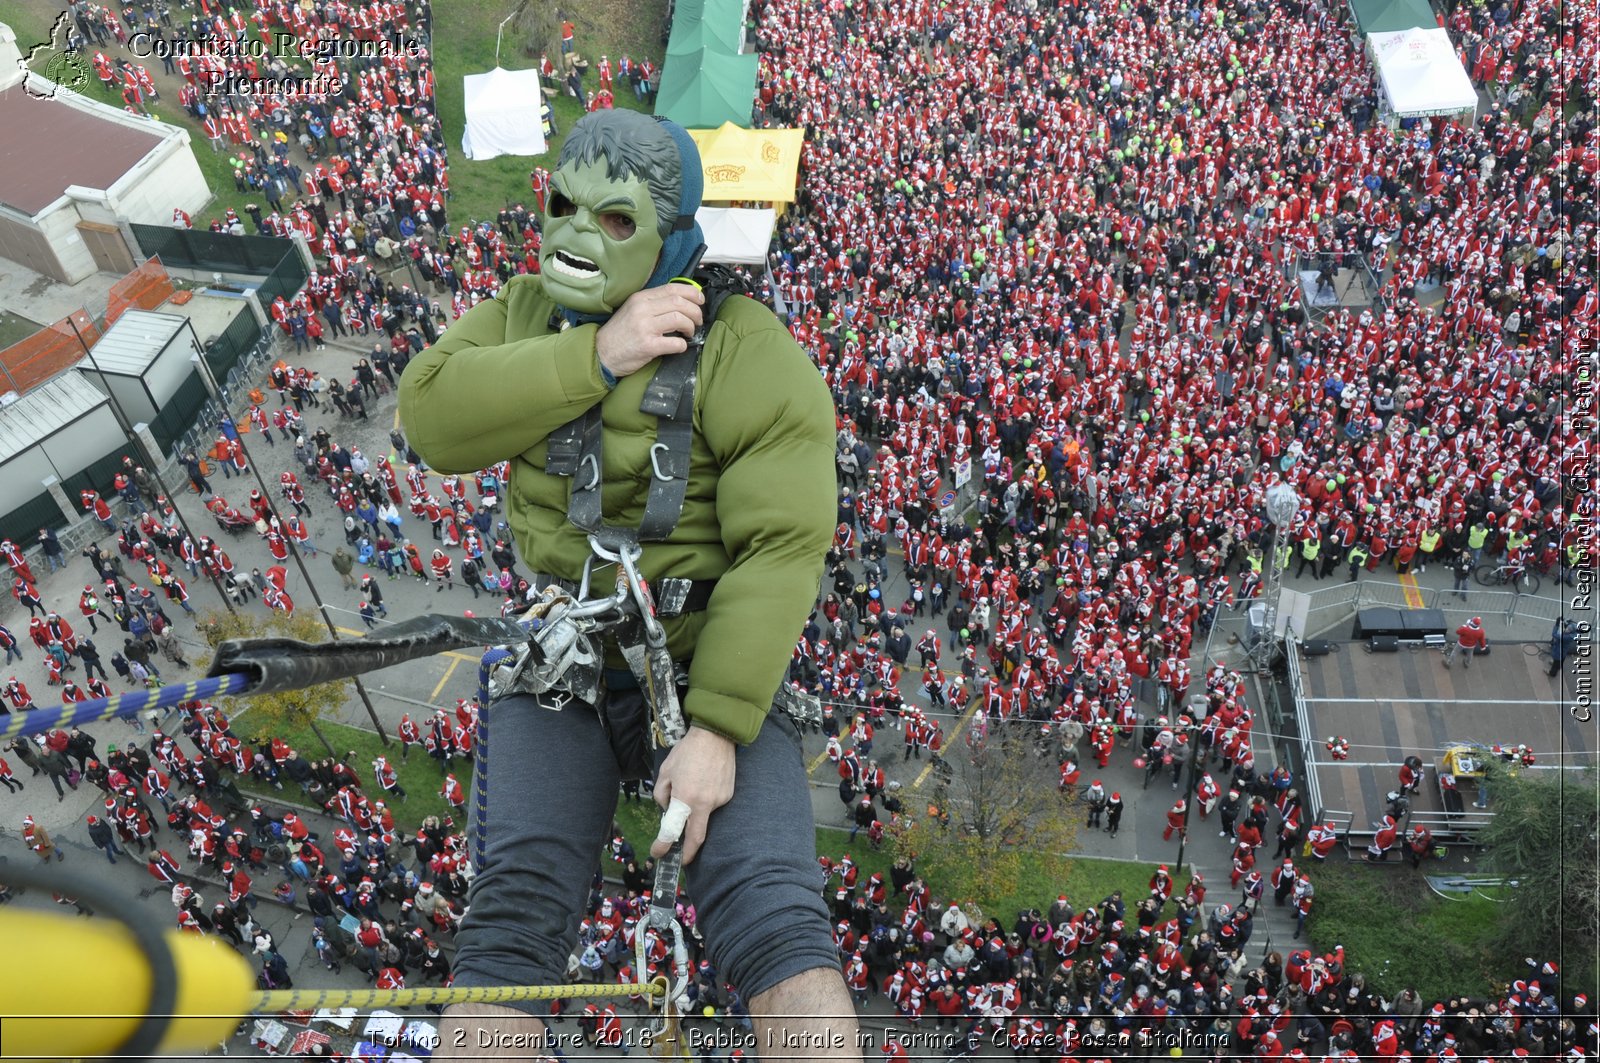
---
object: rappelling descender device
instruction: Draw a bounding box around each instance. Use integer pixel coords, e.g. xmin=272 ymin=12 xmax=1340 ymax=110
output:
xmin=481 ymin=530 xmax=689 ymax=750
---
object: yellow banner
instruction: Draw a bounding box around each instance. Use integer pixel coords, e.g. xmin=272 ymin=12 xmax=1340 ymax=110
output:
xmin=687 ymin=123 xmax=805 ymax=205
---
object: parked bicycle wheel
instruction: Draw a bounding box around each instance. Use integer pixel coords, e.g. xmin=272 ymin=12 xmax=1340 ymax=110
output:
xmin=1516 ymin=570 xmax=1541 ymax=596
xmin=1473 ymin=563 xmax=1505 ymax=587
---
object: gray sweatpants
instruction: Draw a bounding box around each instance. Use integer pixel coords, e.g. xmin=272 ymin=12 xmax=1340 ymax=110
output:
xmin=452 ymin=684 xmax=837 ymax=1010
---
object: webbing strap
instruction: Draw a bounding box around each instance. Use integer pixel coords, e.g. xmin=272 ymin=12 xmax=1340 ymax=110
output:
xmin=564 ymin=343 xmax=699 ymax=541
xmin=565 ymin=403 xmax=607 ymax=533
xmin=551 ymin=275 xmax=744 ymax=543
xmin=636 ymin=349 xmax=697 ymax=542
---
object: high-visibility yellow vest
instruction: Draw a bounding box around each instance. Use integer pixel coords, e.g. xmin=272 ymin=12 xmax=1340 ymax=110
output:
xmin=1348 ymin=545 xmax=1370 ymax=565
xmin=1420 ymin=529 xmax=1441 ymax=553
xmin=1468 ymin=526 xmax=1489 ymax=549
xmin=1301 ymin=538 xmax=1320 ymax=560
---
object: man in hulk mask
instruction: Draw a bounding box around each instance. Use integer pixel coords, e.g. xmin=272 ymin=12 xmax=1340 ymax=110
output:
xmin=400 ymin=110 xmax=857 ymax=1060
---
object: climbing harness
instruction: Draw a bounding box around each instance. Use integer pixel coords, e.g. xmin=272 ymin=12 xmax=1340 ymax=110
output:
xmin=477 ymin=531 xmax=691 ymax=743
xmin=543 ymin=262 xmax=747 ymax=544
xmin=0 ymin=263 xmax=817 ymax=1061
xmin=500 ymin=263 xmax=753 ymax=741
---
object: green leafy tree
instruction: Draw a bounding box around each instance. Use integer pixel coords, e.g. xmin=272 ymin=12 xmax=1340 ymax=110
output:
xmin=197 ymin=609 xmax=350 ymax=756
xmin=1475 ymin=760 xmax=1599 ymax=993
xmin=889 ymin=726 xmax=1077 ymax=907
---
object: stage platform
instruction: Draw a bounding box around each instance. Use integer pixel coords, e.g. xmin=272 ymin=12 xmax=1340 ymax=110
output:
xmin=1290 ymin=640 xmax=1592 ymax=843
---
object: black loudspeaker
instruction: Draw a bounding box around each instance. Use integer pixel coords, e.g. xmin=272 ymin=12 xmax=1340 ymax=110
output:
xmin=1367 ymin=635 xmax=1400 ymax=653
xmin=1302 ymin=639 xmax=1333 ymax=657
xmin=1354 ymin=607 xmax=1406 ymax=639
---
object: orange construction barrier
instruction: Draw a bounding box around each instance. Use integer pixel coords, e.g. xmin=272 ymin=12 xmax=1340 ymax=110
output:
xmin=105 ymin=258 xmax=176 ymax=325
xmin=0 ymin=311 xmax=101 ymax=394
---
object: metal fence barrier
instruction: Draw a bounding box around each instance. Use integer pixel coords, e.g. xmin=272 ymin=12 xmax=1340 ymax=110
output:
xmin=1296 ymin=578 xmax=1569 ymax=641
xmin=0 ymin=490 xmax=72 ymax=544
xmin=128 ymin=226 xmax=299 ymax=275
xmin=148 ymin=373 xmax=212 ymax=456
xmin=258 ymin=251 xmax=310 ymax=307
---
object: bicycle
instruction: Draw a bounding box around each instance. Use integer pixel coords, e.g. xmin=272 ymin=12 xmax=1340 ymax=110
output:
xmin=1523 ymin=642 xmax=1558 ymax=675
xmin=1474 ymin=561 xmax=1540 ymax=596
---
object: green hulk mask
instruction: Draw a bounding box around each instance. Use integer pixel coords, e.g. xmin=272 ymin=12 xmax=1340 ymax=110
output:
xmin=537 ymin=109 xmax=705 ymax=319
xmin=540 ymin=158 xmax=664 ymax=316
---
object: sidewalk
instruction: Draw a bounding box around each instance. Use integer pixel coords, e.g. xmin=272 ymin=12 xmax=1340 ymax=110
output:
xmin=0 ymin=257 xmax=121 ymax=327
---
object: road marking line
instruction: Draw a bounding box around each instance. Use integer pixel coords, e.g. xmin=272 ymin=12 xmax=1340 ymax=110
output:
xmin=809 ymin=746 xmax=831 ymax=774
xmin=430 ymin=656 xmax=461 ymax=702
xmin=914 ymin=698 xmax=980 ymax=790
xmin=1398 ymin=572 xmax=1424 ymax=608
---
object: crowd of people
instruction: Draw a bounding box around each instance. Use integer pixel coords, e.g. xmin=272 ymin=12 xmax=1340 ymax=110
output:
xmin=2 ymin=419 xmax=499 ymax=997
xmin=738 ymin=0 xmax=1590 ymax=1046
xmin=5 ymin=699 xmax=476 ymax=995
xmin=66 ymin=0 xmax=451 ymax=348
xmin=10 ymin=0 xmax=1597 ymax=1050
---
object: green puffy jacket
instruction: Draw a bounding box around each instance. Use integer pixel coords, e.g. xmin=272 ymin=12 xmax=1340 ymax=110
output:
xmin=399 ymin=275 xmax=836 ymax=744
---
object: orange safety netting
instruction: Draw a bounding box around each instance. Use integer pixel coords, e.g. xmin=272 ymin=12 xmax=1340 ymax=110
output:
xmin=104 ymin=257 xmax=176 ymax=326
xmin=0 ymin=311 xmax=101 ymax=395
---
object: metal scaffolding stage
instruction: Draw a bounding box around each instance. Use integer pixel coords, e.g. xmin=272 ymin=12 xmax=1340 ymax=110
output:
xmin=1287 ymin=637 xmax=1592 ymax=848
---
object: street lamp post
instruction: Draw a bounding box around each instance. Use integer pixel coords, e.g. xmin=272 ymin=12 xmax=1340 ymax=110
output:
xmin=189 ymin=349 xmax=391 ymax=744
xmin=1173 ymin=714 xmax=1203 ymax=875
xmin=1252 ymin=483 xmax=1301 ymax=672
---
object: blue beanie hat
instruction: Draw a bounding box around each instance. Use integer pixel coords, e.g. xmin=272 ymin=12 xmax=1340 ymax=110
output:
xmin=642 ymin=115 xmax=706 ymax=290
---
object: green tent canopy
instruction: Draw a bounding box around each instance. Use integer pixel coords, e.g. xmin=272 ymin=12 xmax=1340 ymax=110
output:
xmin=670 ymin=0 xmax=709 ymax=24
xmin=1349 ymin=0 xmax=1437 ymax=34
xmin=667 ymin=0 xmax=745 ymax=55
xmin=654 ymin=48 xmax=759 ymax=128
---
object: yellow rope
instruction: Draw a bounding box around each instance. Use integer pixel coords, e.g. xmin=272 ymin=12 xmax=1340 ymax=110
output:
xmin=253 ymin=979 xmax=662 ymax=1013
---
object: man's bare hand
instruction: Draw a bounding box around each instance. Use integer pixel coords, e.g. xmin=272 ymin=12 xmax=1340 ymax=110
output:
xmin=596 ymin=284 xmax=705 ymax=379
xmin=651 ymin=725 xmax=736 ymax=864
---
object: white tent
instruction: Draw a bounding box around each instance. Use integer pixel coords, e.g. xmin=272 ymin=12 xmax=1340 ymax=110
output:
xmin=461 ymin=67 xmax=547 ymax=161
xmin=1369 ymin=27 xmax=1478 ymax=121
xmin=695 ymin=206 xmax=775 ymax=265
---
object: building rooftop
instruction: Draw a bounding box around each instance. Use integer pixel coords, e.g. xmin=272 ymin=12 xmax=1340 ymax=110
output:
xmin=0 ymin=371 xmax=109 ymax=463
xmin=0 ymin=83 xmax=163 ymax=217
xmin=85 ymin=309 xmax=187 ymax=375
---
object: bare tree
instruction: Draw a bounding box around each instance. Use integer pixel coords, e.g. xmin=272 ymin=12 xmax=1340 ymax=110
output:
xmin=890 ymin=724 xmax=1077 ymax=905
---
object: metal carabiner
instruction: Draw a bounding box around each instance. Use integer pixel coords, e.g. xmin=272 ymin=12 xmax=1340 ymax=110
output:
xmin=587 ymin=532 xmax=624 ymax=564
xmin=577 ymin=453 xmax=600 ymax=492
xmin=580 ymin=533 xmax=624 ymax=600
xmin=615 ymin=538 xmax=667 ymax=646
xmin=648 ymin=442 xmax=673 ymax=483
